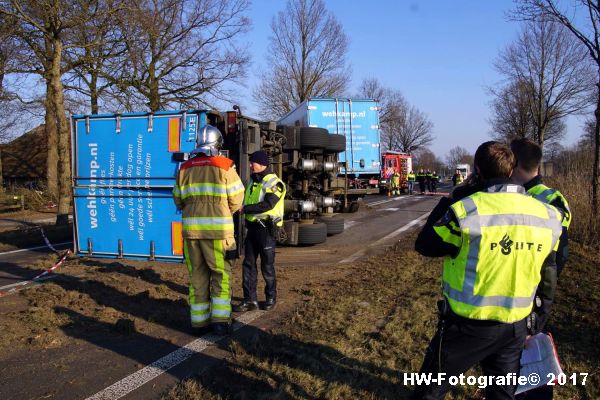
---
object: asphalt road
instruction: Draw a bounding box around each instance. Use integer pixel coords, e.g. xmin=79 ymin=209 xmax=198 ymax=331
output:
xmin=0 ymin=186 xmax=448 ymax=400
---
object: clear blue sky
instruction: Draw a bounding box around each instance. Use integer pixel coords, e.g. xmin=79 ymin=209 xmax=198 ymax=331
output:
xmin=234 ymin=0 xmax=588 ymax=160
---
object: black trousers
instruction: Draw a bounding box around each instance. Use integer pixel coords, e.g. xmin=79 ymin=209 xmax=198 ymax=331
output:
xmin=242 ymin=224 xmax=277 ymax=302
xmin=412 ymin=316 xmax=527 ymax=400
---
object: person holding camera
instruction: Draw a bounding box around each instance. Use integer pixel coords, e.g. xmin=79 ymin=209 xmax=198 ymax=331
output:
xmin=412 ymin=141 xmax=563 ymax=400
xmin=233 ymin=150 xmax=286 ymax=313
xmin=172 ymin=125 xmax=245 ymax=336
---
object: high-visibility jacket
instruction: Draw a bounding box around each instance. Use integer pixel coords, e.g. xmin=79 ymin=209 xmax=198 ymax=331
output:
xmin=442 ymin=184 xmax=562 ymax=323
xmin=244 ymin=173 xmax=286 ymax=226
xmin=407 ymin=173 xmax=416 ymax=181
xmin=173 ymin=155 xmax=244 ymax=239
xmin=528 ymin=183 xmax=571 ymax=229
xmin=391 ymin=173 xmax=401 ymax=186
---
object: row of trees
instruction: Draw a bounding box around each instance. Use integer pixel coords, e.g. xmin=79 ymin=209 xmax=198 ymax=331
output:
xmin=488 ymin=0 xmax=600 ymax=216
xmin=0 ymin=0 xmax=436 ymax=224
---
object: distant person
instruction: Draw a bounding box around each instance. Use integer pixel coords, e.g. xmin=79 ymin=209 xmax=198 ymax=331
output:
xmin=425 ymin=169 xmax=433 ymax=193
xmin=430 ymin=171 xmax=439 ymax=194
xmin=413 ymin=141 xmax=563 ymax=400
xmin=451 ymin=169 xmax=463 ymax=186
xmin=172 ymin=125 xmax=244 ymax=336
xmin=407 ymin=170 xmax=416 ymax=195
xmin=234 ymin=151 xmax=286 ymax=313
xmin=390 ymin=169 xmax=401 ymax=196
xmin=417 ymin=169 xmax=426 ymax=195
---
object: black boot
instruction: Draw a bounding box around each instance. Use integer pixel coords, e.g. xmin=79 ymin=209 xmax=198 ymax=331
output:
xmin=233 ymin=300 xmax=259 ymax=312
xmin=262 ymin=298 xmax=276 ymax=311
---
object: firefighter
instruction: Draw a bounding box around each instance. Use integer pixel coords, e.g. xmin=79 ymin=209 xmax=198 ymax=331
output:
xmin=172 ymin=125 xmax=244 ymax=336
xmin=407 ymin=170 xmax=416 ymax=195
xmin=430 ymin=171 xmax=439 ymax=194
xmin=413 ymin=141 xmax=562 ymax=400
xmin=234 ymin=150 xmax=286 ymax=313
xmin=417 ymin=169 xmax=426 ymax=195
xmin=511 ymin=138 xmax=571 ymax=400
xmin=390 ymin=169 xmax=401 ymax=196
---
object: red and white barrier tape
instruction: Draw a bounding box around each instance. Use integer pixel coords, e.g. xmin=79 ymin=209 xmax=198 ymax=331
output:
xmin=0 ymin=250 xmax=71 ymax=298
xmin=40 ymin=227 xmax=58 ymax=252
xmin=0 ymin=227 xmax=72 ymax=298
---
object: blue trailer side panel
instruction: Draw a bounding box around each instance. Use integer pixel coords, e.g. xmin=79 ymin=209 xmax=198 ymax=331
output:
xmin=278 ymin=98 xmax=381 ymax=177
xmin=72 ymin=111 xmax=205 ymax=261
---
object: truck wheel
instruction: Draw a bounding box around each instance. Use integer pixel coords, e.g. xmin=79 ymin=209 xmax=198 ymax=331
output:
xmin=325 ymin=134 xmax=346 ymax=153
xmin=297 ymin=222 xmax=327 ymax=245
xmin=318 ymin=216 xmax=344 ymax=235
xmin=299 ymin=127 xmax=329 ymax=149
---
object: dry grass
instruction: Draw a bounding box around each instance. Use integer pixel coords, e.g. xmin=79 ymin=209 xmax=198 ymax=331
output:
xmin=161 ymin=233 xmax=599 ymax=400
xmin=546 ymin=173 xmax=600 ymax=250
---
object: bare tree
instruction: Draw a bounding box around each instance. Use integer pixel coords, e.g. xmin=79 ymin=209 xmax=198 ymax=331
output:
xmin=63 ymin=0 xmax=125 ymax=114
xmin=0 ymin=0 xmax=102 ymax=224
xmin=111 ymin=0 xmax=250 ymax=112
xmin=489 ymin=79 xmax=567 ymax=145
xmin=254 ymin=0 xmax=350 ymax=119
xmin=515 ymin=0 xmax=600 ymax=216
xmin=446 ymin=146 xmax=473 ymax=169
xmin=412 ymin=148 xmax=444 ymax=172
xmin=389 ymin=105 xmax=434 ymax=153
xmin=495 ymin=17 xmax=592 ymax=149
xmin=357 ymin=77 xmax=433 ymax=153
xmin=357 ymin=77 xmax=407 ymax=151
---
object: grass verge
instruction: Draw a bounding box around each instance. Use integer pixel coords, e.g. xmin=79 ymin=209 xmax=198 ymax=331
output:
xmin=163 ymin=233 xmax=599 ymax=400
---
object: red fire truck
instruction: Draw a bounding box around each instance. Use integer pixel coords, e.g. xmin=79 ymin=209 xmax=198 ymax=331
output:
xmin=379 ymin=151 xmax=413 ymax=194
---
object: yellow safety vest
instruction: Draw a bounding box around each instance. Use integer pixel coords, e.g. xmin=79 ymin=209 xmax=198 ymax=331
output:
xmin=528 ymin=183 xmax=571 ymax=229
xmin=443 ymin=184 xmax=562 ymax=323
xmin=407 ymin=173 xmax=416 ymax=181
xmin=243 ymin=173 xmax=286 ymax=226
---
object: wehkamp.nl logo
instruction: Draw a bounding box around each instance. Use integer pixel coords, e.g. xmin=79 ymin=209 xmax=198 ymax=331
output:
xmin=321 ymin=111 xmax=366 ymax=118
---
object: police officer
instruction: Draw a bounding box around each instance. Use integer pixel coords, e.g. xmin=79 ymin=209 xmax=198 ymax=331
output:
xmin=407 ymin=170 xmax=416 ymax=195
xmin=233 ymin=150 xmax=286 ymax=312
xmin=417 ymin=168 xmax=426 ymax=195
xmin=413 ymin=141 xmax=562 ymax=400
xmin=430 ymin=171 xmax=439 ymax=194
xmin=511 ymin=138 xmax=571 ymax=275
xmin=511 ymin=138 xmax=571 ymax=400
xmin=172 ymin=125 xmax=244 ymax=336
xmin=425 ymin=169 xmax=433 ymax=193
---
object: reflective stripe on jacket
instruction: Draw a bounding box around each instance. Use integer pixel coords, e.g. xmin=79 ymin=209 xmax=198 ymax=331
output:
xmin=528 ymin=183 xmax=571 ymax=229
xmin=244 ymin=173 xmax=286 ymax=226
xmin=442 ymin=184 xmax=562 ymax=323
xmin=173 ymin=155 xmax=244 ymax=239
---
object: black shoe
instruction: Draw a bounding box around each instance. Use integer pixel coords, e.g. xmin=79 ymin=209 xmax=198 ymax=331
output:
xmin=262 ymin=298 xmax=276 ymax=311
xmin=232 ymin=300 xmax=259 ymax=312
xmin=212 ymin=323 xmax=232 ymax=336
xmin=192 ymin=326 xmax=211 ymax=336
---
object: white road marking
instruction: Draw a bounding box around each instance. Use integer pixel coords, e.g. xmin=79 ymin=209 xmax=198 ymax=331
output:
xmin=338 ymin=212 xmax=430 ymax=264
xmin=344 ymin=220 xmax=357 ymax=229
xmin=86 ymin=310 xmax=265 ymax=400
xmin=380 ymin=208 xmax=400 ymax=212
xmin=0 ymin=242 xmax=72 ymax=256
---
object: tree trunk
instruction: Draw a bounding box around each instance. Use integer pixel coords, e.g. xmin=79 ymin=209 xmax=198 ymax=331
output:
xmin=49 ymin=39 xmax=71 ymax=225
xmin=45 ymin=80 xmax=59 ymax=199
xmin=90 ymin=69 xmax=99 ymax=114
xmin=592 ymin=82 xmax=600 ymax=217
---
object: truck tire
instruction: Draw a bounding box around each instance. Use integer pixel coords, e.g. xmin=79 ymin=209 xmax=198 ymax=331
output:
xmin=325 ymin=134 xmax=346 ymax=153
xmin=297 ymin=222 xmax=327 ymax=245
xmin=318 ymin=216 xmax=344 ymax=235
xmin=299 ymin=127 xmax=329 ymax=149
